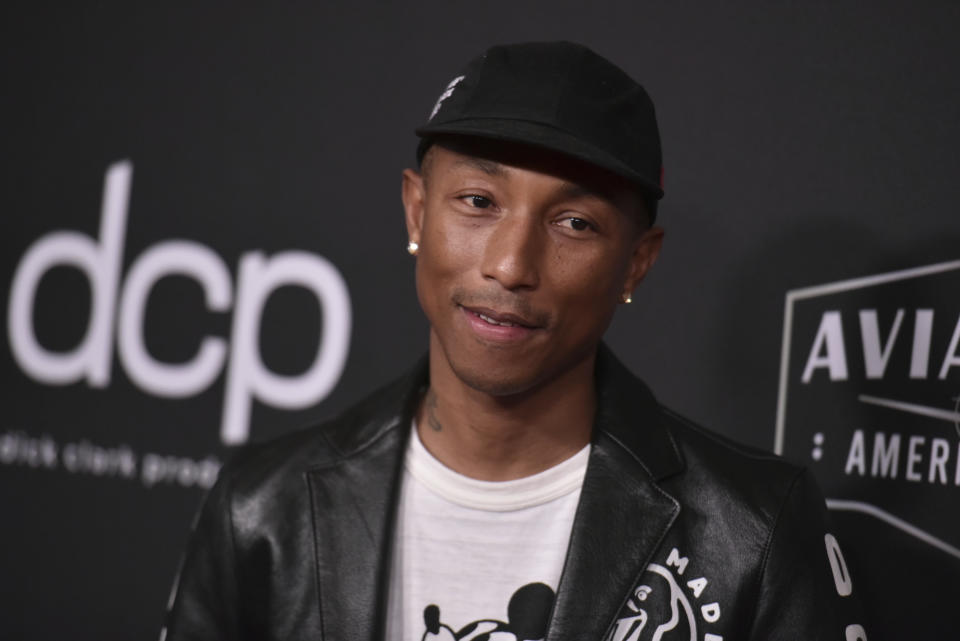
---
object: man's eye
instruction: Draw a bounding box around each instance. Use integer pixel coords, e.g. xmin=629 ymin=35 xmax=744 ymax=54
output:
xmin=461 ymin=195 xmax=493 ymax=209
xmin=559 ymin=217 xmax=594 ymax=232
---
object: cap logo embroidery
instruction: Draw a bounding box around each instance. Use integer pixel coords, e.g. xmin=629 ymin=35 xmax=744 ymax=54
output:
xmin=429 ymin=75 xmax=465 ymax=121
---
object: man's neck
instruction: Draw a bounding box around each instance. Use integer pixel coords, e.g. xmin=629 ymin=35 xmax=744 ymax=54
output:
xmin=416 ymin=337 xmax=597 ymax=482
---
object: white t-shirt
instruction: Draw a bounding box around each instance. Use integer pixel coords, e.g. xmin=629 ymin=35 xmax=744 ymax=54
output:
xmin=385 ymin=425 xmax=590 ymax=641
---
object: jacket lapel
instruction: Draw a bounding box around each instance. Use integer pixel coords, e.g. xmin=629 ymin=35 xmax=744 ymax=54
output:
xmin=546 ymin=347 xmax=684 ymax=641
xmin=306 ymin=360 xmax=427 ymax=641
xmin=306 ymin=426 xmax=405 ymax=641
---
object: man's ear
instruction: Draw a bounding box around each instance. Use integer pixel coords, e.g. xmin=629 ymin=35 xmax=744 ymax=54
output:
xmin=623 ymin=226 xmax=664 ymax=296
xmin=401 ymin=168 xmax=425 ymax=246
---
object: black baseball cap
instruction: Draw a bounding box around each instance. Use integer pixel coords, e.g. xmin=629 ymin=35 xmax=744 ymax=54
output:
xmin=415 ymin=41 xmax=664 ymax=219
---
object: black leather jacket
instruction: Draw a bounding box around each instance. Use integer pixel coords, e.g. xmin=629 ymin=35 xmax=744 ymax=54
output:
xmin=163 ymin=348 xmax=866 ymax=640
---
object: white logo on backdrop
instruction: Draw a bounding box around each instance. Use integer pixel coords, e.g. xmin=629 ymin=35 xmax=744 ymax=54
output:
xmin=7 ymin=160 xmax=352 ymax=445
xmin=776 ymin=260 xmax=960 ymax=560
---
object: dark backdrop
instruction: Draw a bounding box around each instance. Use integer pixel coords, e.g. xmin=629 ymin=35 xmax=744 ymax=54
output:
xmin=2 ymin=3 xmax=959 ymax=640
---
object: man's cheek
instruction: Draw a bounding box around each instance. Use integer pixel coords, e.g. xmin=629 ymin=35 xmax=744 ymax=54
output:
xmin=439 ymin=223 xmax=487 ymax=262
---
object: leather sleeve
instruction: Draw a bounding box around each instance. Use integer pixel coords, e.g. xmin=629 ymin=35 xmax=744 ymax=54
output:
xmin=748 ymin=469 xmax=868 ymax=641
xmin=162 ymin=467 xmax=242 ymax=641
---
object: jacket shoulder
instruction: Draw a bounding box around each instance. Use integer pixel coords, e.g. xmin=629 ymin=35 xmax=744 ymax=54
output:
xmin=662 ymin=406 xmax=796 ymax=471
xmin=658 ymin=406 xmax=813 ymax=527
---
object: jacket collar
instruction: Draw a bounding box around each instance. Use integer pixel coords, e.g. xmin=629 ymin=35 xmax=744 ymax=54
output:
xmin=592 ymin=343 xmax=685 ymax=481
xmin=306 ymin=346 xmax=684 ymax=640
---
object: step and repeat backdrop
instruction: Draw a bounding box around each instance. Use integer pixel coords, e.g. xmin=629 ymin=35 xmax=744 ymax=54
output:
xmin=3 ymin=3 xmax=959 ymax=640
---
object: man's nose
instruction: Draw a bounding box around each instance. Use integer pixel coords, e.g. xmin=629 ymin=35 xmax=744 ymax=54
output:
xmin=480 ymin=213 xmax=542 ymax=291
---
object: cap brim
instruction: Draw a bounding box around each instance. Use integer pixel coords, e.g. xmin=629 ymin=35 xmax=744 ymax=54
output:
xmin=415 ymin=117 xmax=664 ymax=200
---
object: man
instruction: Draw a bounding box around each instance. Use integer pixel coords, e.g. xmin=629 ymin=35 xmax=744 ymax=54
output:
xmin=163 ymin=42 xmax=866 ymax=641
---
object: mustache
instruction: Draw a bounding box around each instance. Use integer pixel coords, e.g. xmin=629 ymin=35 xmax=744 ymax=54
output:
xmin=450 ymin=287 xmax=551 ymax=328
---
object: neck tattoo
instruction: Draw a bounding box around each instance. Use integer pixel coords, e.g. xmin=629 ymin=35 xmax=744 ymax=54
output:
xmin=425 ymin=388 xmax=443 ymax=432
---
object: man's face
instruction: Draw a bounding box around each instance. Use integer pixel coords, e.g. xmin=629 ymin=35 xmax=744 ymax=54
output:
xmin=402 ymin=139 xmax=663 ymax=397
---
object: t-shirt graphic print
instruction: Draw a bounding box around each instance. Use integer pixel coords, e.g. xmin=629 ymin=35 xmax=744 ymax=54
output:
xmin=420 ymin=582 xmax=554 ymax=641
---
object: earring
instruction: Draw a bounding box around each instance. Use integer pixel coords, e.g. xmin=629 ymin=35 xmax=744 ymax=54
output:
xmin=621 ymin=293 xmax=632 ymax=304
xmin=407 ymin=241 xmax=419 ymax=256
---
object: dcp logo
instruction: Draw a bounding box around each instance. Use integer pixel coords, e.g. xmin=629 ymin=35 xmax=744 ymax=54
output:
xmin=7 ymin=160 xmax=352 ymax=445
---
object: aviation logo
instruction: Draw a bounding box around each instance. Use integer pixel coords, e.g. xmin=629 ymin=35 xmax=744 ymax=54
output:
xmin=776 ymin=259 xmax=960 ymax=561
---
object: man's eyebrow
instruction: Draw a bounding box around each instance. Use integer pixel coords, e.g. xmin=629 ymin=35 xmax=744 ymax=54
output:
xmin=450 ymin=156 xmax=506 ymax=177
xmin=558 ymin=181 xmax=604 ymax=200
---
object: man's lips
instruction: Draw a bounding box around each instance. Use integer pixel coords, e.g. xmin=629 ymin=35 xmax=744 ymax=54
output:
xmin=460 ymin=305 xmax=541 ymax=329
